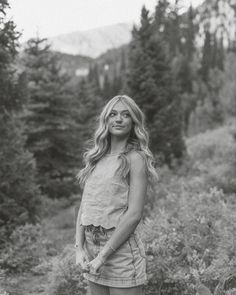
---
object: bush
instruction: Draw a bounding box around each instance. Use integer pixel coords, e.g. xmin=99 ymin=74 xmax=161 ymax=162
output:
xmin=186 ymin=126 xmax=236 ymax=193
xmin=0 ymin=223 xmax=54 ymax=274
xmin=142 ymin=187 xmax=236 ymax=295
xmin=47 ymin=245 xmax=87 ymax=295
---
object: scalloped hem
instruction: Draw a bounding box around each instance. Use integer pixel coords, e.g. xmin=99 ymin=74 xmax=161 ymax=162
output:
xmin=80 ymin=221 xmax=117 ymax=229
xmin=84 ymin=273 xmax=147 ymax=288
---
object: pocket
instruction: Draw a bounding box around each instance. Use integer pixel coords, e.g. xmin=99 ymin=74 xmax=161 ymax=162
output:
xmin=133 ymin=233 xmax=146 ymax=259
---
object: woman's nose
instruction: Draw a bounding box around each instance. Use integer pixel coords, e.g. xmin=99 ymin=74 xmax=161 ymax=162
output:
xmin=115 ymin=113 xmax=122 ymax=122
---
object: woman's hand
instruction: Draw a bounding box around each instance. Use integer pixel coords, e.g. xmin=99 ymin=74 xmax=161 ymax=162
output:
xmin=75 ymin=248 xmax=90 ymax=273
xmin=87 ymin=255 xmax=104 ymax=275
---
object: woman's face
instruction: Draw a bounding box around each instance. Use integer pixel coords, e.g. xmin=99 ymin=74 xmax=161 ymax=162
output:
xmin=107 ymin=101 xmax=133 ymax=138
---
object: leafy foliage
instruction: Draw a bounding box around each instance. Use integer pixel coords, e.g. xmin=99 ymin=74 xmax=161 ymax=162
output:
xmin=0 ymin=223 xmax=50 ymax=273
xmin=143 ymin=185 xmax=236 ymax=295
xmin=47 ymin=246 xmax=87 ymax=295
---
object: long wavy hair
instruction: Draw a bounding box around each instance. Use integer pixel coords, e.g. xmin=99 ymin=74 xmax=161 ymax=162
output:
xmin=76 ymin=95 xmax=158 ymax=190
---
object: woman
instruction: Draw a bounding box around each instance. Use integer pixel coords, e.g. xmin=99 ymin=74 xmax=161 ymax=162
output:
xmin=75 ymin=95 xmax=158 ymax=295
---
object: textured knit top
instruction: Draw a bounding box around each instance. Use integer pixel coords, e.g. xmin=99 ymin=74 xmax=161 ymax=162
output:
xmin=80 ymin=153 xmax=129 ymax=229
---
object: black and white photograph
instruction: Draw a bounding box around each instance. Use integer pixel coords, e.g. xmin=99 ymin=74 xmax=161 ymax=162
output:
xmin=1 ymin=0 xmax=236 ymax=294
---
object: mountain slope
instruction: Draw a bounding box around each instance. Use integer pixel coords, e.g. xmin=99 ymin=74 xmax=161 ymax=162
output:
xmin=48 ymin=23 xmax=133 ymax=58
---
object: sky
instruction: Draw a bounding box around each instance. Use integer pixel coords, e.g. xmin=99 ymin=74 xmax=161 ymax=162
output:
xmin=8 ymin=0 xmax=205 ymax=42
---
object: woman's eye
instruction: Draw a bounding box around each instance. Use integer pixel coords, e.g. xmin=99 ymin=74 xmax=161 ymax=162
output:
xmin=109 ymin=112 xmax=130 ymax=118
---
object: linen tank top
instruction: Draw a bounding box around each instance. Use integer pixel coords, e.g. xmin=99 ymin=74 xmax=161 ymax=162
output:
xmin=80 ymin=154 xmax=129 ymax=229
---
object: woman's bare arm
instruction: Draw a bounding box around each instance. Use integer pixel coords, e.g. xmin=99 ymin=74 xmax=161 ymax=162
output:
xmin=99 ymin=151 xmax=148 ymax=261
xmin=75 ymin=202 xmax=85 ymax=250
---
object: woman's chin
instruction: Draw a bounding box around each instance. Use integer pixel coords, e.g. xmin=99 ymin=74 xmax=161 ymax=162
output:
xmin=110 ymin=131 xmax=130 ymax=138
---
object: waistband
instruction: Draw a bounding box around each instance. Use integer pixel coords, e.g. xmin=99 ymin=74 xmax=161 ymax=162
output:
xmin=84 ymin=224 xmax=115 ymax=235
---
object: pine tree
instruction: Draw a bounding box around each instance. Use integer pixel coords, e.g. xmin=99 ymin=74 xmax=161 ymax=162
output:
xmin=23 ymin=37 xmax=81 ymax=198
xmin=154 ymin=0 xmax=170 ymax=35
xmin=127 ymin=6 xmax=185 ymax=164
xmin=119 ymin=47 xmax=128 ymax=92
xmin=176 ymin=5 xmax=198 ymax=133
xmin=88 ymin=63 xmax=101 ymax=96
xmin=74 ymin=78 xmax=104 ymax=162
xmin=185 ymin=4 xmax=196 ymax=61
xmin=216 ymin=33 xmax=224 ymax=71
xmin=201 ymin=30 xmax=212 ymax=82
xmin=103 ymin=72 xmax=112 ymax=100
xmin=0 ymin=115 xmax=41 ymax=237
xmin=154 ymin=0 xmax=183 ymax=57
xmin=0 ymin=0 xmax=22 ymax=112
xmin=112 ymin=73 xmax=122 ymax=96
xmin=0 ymin=0 xmax=41 ymax=239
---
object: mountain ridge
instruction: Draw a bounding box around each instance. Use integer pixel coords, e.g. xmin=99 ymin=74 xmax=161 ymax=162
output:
xmin=47 ymin=22 xmax=133 ymax=58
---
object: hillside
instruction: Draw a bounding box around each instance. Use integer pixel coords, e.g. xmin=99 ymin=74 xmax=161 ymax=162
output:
xmin=48 ymin=22 xmax=133 ymax=58
xmin=55 ymin=52 xmax=93 ymax=83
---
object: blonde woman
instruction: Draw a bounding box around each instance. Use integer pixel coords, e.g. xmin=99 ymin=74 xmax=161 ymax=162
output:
xmin=75 ymin=95 xmax=158 ymax=295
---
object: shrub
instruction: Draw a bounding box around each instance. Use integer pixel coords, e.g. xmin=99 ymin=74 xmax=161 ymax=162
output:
xmin=47 ymin=245 xmax=87 ymax=295
xmin=186 ymin=126 xmax=236 ymax=193
xmin=0 ymin=223 xmax=54 ymax=274
xmin=142 ymin=187 xmax=236 ymax=295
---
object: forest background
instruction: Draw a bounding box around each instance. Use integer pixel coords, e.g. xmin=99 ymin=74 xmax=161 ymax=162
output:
xmin=1 ymin=0 xmax=236 ymax=294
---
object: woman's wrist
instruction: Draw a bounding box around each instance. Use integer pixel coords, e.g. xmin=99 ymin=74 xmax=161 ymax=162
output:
xmin=97 ymin=253 xmax=106 ymax=265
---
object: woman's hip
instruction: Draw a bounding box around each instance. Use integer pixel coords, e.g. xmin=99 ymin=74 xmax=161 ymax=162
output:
xmin=83 ymin=224 xmax=147 ymax=284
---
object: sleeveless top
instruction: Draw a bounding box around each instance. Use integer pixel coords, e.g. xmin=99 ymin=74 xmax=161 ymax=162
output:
xmin=80 ymin=154 xmax=129 ymax=229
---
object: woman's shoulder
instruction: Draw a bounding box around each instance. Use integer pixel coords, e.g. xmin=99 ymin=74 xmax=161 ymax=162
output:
xmin=126 ymin=150 xmax=147 ymax=168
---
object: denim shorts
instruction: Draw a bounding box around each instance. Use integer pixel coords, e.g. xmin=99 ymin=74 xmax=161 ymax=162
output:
xmin=83 ymin=224 xmax=147 ymax=288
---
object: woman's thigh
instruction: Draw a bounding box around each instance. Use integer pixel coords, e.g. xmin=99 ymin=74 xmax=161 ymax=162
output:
xmin=109 ymin=285 xmax=144 ymax=295
xmin=88 ymin=281 xmax=110 ymax=295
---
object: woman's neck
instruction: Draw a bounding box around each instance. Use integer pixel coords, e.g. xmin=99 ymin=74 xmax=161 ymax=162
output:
xmin=108 ymin=138 xmax=128 ymax=155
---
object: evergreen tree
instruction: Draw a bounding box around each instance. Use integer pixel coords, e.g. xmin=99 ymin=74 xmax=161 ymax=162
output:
xmin=103 ymin=72 xmax=112 ymax=100
xmin=119 ymin=47 xmax=128 ymax=92
xmin=219 ymin=52 xmax=236 ymax=117
xmin=176 ymin=5 xmax=198 ymax=133
xmin=112 ymin=73 xmax=122 ymax=96
xmin=185 ymin=4 xmax=196 ymax=61
xmin=154 ymin=0 xmax=184 ymax=57
xmin=127 ymin=6 xmax=185 ymax=164
xmin=154 ymin=0 xmax=170 ymax=35
xmin=0 ymin=0 xmax=41 ymax=239
xmin=216 ymin=33 xmax=224 ymax=71
xmin=201 ymin=30 xmax=212 ymax=82
xmin=0 ymin=0 xmax=22 ymax=112
xmin=210 ymin=33 xmax=224 ymax=71
xmin=88 ymin=63 xmax=101 ymax=96
xmin=23 ymin=37 xmax=81 ymax=198
xmin=74 ymin=78 xmax=104 ymax=164
xmin=0 ymin=115 xmax=41 ymax=238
